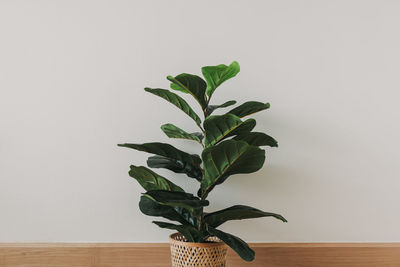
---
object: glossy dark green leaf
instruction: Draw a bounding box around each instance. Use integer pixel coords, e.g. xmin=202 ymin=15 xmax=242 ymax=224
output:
xmin=204 ymin=205 xmax=287 ymax=228
xmin=233 ymin=132 xmax=278 ymax=147
xmin=228 ymin=101 xmax=270 ymax=118
xmin=152 ymin=221 xmax=203 ymax=242
xmin=200 ymin=140 xmax=265 ymax=198
xmin=144 ymin=88 xmax=201 ymax=124
xmin=206 ymin=100 xmax=237 ymax=116
xmin=167 ymin=74 xmax=207 ymax=109
xmin=201 ymin=61 xmax=240 ymax=97
xmin=161 ymin=123 xmax=201 ymax=143
xmin=118 ymin=142 xmax=201 ymax=167
xmin=143 ymin=190 xmax=209 ymax=216
xmin=207 ymin=226 xmax=254 ymax=262
xmin=147 ymin=156 xmax=203 ymax=181
xmin=203 ymin=114 xmax=256 ymax=147
xmin=139 ymin=195 xmax=192 ymax=225
xmin=129 ymin=165 xmax=183 ymax=192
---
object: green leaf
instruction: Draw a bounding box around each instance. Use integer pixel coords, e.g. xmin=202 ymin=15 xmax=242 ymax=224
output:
xmin=167 ymin=74 xmax=207 ymax=109
xmin=152 ymin=221 xmax=203 ymax=242
xmin=207 ymin=226 xmax=255 ymax=262
xmin=204 ymin=114 xmax=256 ymax=147
xmin=161 ymin=123 xmax=201 ymax=143
xmin=147 ymin=156 xmax=203 ymax=181
xmin=191 ymin=132 xmax=204 ymax=141
xmin=139 ymin=195 xmax=194 ymax=226
xmin=144 ymin=88 xmax=201 ymax=124
xmin=228 ymin=101 xmax=270 ymax=118
xmin=206 ymin=100 xmax=237 ymax=116
xmin=129 ymin=165 xmax=183 ymax=192
xmin=119 ymin=143 xmax=202 ymax=182
xmin=233 ymin=132 xmax=278 ymax=147
xmin=200 ymin=140 xmax=265 ymax=198
xmin=204 ymin=205 xmax=287 ymax=228
xmin=143 ymin=190 xmax=209 ymax=216
xmin=202 ymin=61 xmax=240 ymax=97
xmin=139 ymin=196 xmax=198 ymax=228
xmin=173 ymin=206 xmax=198 ymax=227
xmin=118 ymin=142 xmax=201 ymax=167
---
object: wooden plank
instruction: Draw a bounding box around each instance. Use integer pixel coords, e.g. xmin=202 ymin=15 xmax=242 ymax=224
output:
xmin=227 ymin=245 xmax=400 ymax=267
xmin=0 ymin=243 xmax=399 ymax=267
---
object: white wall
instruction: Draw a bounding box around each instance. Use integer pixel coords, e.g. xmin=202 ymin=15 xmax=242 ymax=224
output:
xmin=1 ymin=0 xmax=400 ymax=242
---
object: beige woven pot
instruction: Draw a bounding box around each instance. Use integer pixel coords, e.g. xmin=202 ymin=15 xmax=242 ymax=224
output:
xmin=169 ymin=233 xmax=228 ymax=267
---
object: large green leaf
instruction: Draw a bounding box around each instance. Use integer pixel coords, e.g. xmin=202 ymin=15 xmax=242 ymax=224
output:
xmin=200 ymin=140 xmax=265 ymax=198
xmin=233 ymin=132 xmax=278 ymax=147
xmin=204 ymin=205 xmax=287 ymax=228
xmin=139 ymin=195 xmax=193 ymax=226
xmin=147 ymin=156 xmax=203 ymax=181
xmin=228 ymin=101 xmax=270 ymax=118
xmin=202 ymin=61 xmax=240 ymax=97
xmin=161 ymin=123 xmax=202 ymax=143
xmin=206 ymin=100 xmax=237 ymax=116
xmin=152 ymin=221 xmax=203 ymax=242
xmin=206 ymin=226 xmax=255 ymax=262
xmin=203 ymin=114 xmax=256 ymax=147
xmin=143 ymin=190 xmax=209 ymax=216
xmin=129 ymin=165 xmax=183 ymax=192
xmin=118 ymin=142 xmax=201 ymax=167
xmin=144 ymin=88 xmax=201 ymax=124
xmin=167 ymin=74 xmax=207 ymax=109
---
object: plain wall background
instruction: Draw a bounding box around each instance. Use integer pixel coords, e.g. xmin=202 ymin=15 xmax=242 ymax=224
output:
xmin=1 ymin=0 xmax=400 ymax=242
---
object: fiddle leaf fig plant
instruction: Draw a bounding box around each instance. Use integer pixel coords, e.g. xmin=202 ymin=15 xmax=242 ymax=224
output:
xmin=118 ymin=61 xmax=287 ymax=262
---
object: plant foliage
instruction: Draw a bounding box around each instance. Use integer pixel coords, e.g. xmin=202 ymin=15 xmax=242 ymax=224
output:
xmin=119 ymin=61 xmax=286 ymax=262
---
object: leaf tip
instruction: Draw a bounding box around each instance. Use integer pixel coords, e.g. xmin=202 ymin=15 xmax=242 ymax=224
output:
xmin=231 ymin=60 xmax=240 ymax=66
xmin=245 ymin=254 xmax=255 ymax=262
xmin=231 ymin=61 xmax=240 ymax=72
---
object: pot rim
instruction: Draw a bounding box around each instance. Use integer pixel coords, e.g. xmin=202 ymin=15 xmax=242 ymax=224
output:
xmin=169 ymin=232 xmax=226 ymax=248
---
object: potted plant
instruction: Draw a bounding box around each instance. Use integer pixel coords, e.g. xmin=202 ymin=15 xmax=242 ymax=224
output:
xmin=119 ymin=61 xmax=287 ymax=266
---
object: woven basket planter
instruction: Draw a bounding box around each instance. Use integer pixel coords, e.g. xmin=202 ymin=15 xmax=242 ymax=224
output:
xmin=169 ymin=233 xmax=228 ymax=267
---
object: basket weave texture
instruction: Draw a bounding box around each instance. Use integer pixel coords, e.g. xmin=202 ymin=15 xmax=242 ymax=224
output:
xmin=169 ymin=233 xmax=228 ymax=267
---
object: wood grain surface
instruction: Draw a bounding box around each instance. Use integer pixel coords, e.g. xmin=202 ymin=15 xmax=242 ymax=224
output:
xmin=1 ymin=243 xmax=399 ymax=266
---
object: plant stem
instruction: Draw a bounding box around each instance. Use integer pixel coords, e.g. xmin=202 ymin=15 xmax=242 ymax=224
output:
xmin=206 ymin=94 xmax=212 ymax=106
xmin=199 ymin=141 xmax=205 ymax=148
xmin=203 ymin=94 xmax=213 ymax=118
xmin=197 ymin=97 xmax=210 ymax=236
xmin=198 ymin=209 xmax=203 ymax=232
xmin=197 ymin=123 xmax=206 ymax=135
